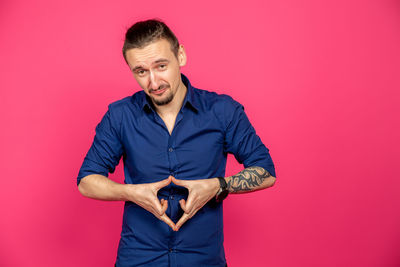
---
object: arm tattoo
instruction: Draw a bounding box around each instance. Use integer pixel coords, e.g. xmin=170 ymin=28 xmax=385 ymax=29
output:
xmin=226 ymin=166 xmax=272 ymax=193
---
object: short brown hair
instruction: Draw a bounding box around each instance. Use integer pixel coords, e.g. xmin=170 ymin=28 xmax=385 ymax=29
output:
xmin=122 ymin=19 xmax=180 ymax=64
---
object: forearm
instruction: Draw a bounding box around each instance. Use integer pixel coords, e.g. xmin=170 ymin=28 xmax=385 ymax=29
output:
xmin=225 ymin=166 xmax=276 ymax=194
xmin=78 ymin=174 xmax=131 ymax=201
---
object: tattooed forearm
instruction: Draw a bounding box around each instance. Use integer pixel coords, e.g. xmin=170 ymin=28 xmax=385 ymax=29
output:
xmin=225 ymin=166 xmax=274 ymax=194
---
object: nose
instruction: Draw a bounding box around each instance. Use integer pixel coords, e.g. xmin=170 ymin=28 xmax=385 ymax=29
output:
xmin=149 ymin=70 xmax=161 ymax=90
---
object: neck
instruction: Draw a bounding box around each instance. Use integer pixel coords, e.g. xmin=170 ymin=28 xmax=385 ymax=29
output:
xmin=154 ymin=80 xmax=187 ymax=118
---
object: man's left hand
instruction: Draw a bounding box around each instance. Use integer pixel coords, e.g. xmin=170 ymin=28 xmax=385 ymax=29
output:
xmin=171 ymin=176 xmax=220 ymax=231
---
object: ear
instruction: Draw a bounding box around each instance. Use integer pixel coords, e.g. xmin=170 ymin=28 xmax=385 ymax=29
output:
xmin=177 ymin=44 xmax=187 ymax=67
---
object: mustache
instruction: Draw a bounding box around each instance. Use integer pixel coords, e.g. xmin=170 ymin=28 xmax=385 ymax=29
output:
xmin=149 ymin=84 xmax=169 ymax=92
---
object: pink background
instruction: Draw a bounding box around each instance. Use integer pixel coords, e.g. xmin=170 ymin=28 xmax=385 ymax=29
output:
xmin=1 ymin=0 xmax=399 ymax=266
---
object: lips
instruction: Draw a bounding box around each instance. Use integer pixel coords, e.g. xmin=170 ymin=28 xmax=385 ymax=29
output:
xmin=151 ymin=86 xmax=168 ymax=95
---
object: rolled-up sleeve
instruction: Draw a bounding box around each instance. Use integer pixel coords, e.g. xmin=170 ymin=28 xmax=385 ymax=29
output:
xmin=222 ymin=96 xmax=276 ymax=178
xmin=77 ymin=105 xmax=124 ymax=185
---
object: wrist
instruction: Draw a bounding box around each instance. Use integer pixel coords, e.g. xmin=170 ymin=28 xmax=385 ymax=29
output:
xmin=215 ymin=177 xmax=229 ymax=202
xmin=120 ymin=183 xmax=136 ymax=202
xmin=212 ymin=178 xmax=220 ymax=194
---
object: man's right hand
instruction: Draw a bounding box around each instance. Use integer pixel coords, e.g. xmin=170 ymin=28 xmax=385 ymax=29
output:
xmin=125 ymin=176 xmax=175 ymax=230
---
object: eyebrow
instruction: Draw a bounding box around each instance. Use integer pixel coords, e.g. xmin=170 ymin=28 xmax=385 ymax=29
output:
xmin=131 ymin=58 xmax=170 ymax=72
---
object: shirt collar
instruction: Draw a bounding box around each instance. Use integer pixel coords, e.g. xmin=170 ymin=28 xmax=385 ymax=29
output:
xmin=141 ymin=73 xmax=199 ymax=113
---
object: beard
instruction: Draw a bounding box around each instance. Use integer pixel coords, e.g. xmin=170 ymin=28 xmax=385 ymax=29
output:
xmin=149 ymin=84 xmax=174 ymax=106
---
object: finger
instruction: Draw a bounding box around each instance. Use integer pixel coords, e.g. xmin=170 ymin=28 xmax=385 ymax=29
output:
xmin=189 ymin=207 xmax=201 ymax=219
xmin=179 ymin=199 xmax=188 ymax=213
xmin=155 ymin=176 xmax=172 ymax=190
xmin=183 ymin=194 xmax=195 ymax=214
xmin=161 ymin=198 xmax=168 ymax=214
xmin=153 ymin=198 xmax=165 ymax=216
xmin=159 ymin=213 xmax=176 ymax=231
xmin=175 ymin=213 xmax=190 ymax=231
xmin=171 ymin=176 xmax=188 ymax=188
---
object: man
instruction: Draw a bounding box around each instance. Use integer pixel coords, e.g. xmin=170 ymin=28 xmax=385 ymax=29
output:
xmin=77 ymin=19 xmax=276 ymax=267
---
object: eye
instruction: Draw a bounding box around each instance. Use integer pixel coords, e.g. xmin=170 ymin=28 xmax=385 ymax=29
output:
xmin=158 ymin=64 xmax=167 ymax=70
xmin=136 ymin=69 xmax=147 ymax=76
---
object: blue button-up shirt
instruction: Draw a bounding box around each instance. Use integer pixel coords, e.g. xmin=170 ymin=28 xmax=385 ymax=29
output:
xmin=77 ymin=73 xmax=276 ymax=267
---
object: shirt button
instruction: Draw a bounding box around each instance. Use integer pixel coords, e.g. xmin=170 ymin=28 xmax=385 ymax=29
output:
xmin=168 ymin=147 xmax=173 ymax=152
xmin=169 ymin=248 xmax=173 ymax=252
xmin=170 ymin=195 xmax=174 ymax=200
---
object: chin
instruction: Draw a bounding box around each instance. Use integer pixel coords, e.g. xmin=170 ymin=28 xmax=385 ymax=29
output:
xmin=152 ymin=94 xmax=174 ymax=106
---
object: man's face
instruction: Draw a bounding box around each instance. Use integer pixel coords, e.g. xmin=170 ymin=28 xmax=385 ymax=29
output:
xmin=125 ymin=38 xmax=187 ymax=106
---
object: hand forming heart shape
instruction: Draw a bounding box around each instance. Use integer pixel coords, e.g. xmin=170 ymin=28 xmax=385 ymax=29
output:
xmin=170 ymin=176 xmax=220 ymax=231
xmin=130 ymin=175 xmax=220 ymax=231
